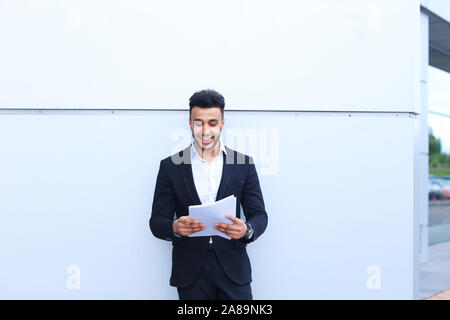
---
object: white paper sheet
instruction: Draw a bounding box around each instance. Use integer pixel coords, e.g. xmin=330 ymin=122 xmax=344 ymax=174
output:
xmin=188 ymin=195 xmax=236 ymax=239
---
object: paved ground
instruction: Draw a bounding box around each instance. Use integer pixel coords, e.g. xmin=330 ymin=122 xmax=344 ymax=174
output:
xmin=429 ymin=200 xmax=450 ymax=245
xmin=419 ymin=240 xmax=450 ymax=300
xmin=429 ymin=200 xmax=450 ymax=226
xmin=425 ymin=288 xmax=450 ymax=300
xmin=416 ymin=201 xmax=450 ymax=299
xmin=429 ymin=224 xmax=450 ymax=245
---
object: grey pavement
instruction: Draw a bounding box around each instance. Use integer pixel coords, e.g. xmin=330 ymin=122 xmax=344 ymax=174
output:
xmin=429 ymin=224 xmax=450 ymax=245
xmin=429 ymin=200 xmax=450 ymax=226
xmin=428 ymin=200 xmax=450 ymax=245
xmin=419 ymin=240 xmax=450 ymax=299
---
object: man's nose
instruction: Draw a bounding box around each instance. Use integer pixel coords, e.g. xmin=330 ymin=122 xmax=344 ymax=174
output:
xmin=202 ymin=125 xmax=211 ymax=135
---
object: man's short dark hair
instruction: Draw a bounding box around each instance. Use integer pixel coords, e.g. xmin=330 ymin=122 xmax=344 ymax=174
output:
xmin=189 ymin=89 xmax=225 ymax=119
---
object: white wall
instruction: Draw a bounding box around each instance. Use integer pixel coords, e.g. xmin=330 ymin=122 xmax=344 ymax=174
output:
xmin=0 ymin=0 xmax=419 ymax=112
xmin=417 ymin=11 xmax=429 ymax=264
xmin=0 ymin=111 xmax=415 ymax=299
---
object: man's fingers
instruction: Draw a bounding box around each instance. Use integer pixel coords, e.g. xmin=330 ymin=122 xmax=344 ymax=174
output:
xmin=216 ymin=227 xmax=240 ymax=239
xmin=178 ymin=216 xmax=191 ymax=222
xmin=181 ymin=224 xmax=205 ymax=231
xmin=180 ymin=224 xmax=203 ymax=230
xmin=226 ymin=214 xmax=238 ymax=223
xmin=179 ymin=216 xmax=199 ymax=225
xmin=178 ymin=217 xmax=204 ymax=229
xmin=215 ymin=221 xmax=246 ymax=239
xmin=186 ymin=221 xmax=199 ymax=227
xmin=215 ymin=226 xmax=232 ymax=235
xmin=215 ymin=223 xmax=236 ymax=231
xmin=191 ymin=223 xmax=205 ymax=229
xmin=216 ymin=225 xmax=239 ymax=235
xmin=179 ymin=224 xmax=205 ymax=236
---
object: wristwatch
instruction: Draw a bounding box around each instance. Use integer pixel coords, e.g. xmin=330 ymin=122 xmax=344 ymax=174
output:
xmin=244 ymin=222 xmax=254 ymax=240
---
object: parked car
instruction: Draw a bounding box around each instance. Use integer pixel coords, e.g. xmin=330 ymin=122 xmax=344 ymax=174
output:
xmin=429 ymin=180 xmax=444 ymax=200
xmin=429 ymin=179 xmax=450 ymax=200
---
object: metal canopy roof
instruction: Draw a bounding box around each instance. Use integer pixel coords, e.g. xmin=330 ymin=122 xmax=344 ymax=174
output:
xmin=421 ymin=6 xmax=450 ymax=73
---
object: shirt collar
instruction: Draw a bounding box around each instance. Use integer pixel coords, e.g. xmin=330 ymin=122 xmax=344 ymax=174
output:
xmin=191 ymin=137 xmax=227 ymax=162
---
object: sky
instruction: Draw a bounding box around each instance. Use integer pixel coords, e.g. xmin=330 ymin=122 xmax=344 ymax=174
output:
xmin=428 ymin=66 xmax=450 ymax=154
xmin=426 ymin=0 xmax=450 ymax=23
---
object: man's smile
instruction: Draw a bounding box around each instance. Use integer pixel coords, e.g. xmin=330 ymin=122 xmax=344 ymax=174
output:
xmin=201 ymin=136 xmax=214 ymax=146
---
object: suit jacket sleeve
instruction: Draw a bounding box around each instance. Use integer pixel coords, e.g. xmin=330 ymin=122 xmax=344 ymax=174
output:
xmin=240 ymin=158 xmax=268 ymax=245
xmin=149 ymin=159 xmax=185 ymax=243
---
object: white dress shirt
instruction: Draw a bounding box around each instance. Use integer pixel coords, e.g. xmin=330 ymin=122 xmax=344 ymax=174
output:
xmin=190 ymin=138 xmax=227 ymax=244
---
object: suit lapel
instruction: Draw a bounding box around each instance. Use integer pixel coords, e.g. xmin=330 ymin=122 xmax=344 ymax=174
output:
xmin=216 ymin=146 xmax=234 ymax=201
xmin=177 ymin=144 xmax=234 ymax=204
xmin=178 ymin=145 xmax=201 ymax=205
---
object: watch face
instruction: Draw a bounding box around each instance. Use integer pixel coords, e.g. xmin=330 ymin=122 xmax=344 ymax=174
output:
xmin=246 ymin=223 xmax=253 ymax=237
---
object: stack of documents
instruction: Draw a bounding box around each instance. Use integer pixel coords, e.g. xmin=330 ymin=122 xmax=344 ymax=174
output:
xmin=188 ymin=195 xmax=236 ymax=239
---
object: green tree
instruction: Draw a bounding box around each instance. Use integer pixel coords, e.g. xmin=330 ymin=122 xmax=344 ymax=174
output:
xmin=429 ymin=127 xmax=441 ymax=155
xmin=429 ymin=126 xmax=450 ymax=175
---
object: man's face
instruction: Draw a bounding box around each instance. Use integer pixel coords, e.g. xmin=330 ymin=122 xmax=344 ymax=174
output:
xmin=189 ymin=106 xmax=224 ymax=151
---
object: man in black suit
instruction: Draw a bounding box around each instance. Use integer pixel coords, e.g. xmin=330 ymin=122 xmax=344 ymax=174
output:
xmin=150 ymin=89 xmax=268 ymax=300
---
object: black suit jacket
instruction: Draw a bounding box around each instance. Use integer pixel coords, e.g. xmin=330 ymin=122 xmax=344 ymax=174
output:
xmin=150 ymin=144 xmax=268 ymax=288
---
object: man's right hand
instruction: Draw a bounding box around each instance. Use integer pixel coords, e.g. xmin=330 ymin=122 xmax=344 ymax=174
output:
xmin=173 ymin=216 xmax=206 ymax=237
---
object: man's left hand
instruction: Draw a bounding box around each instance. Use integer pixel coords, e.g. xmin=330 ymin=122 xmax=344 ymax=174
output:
xmin=215 ymin=215 xmax=247 ymax=239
